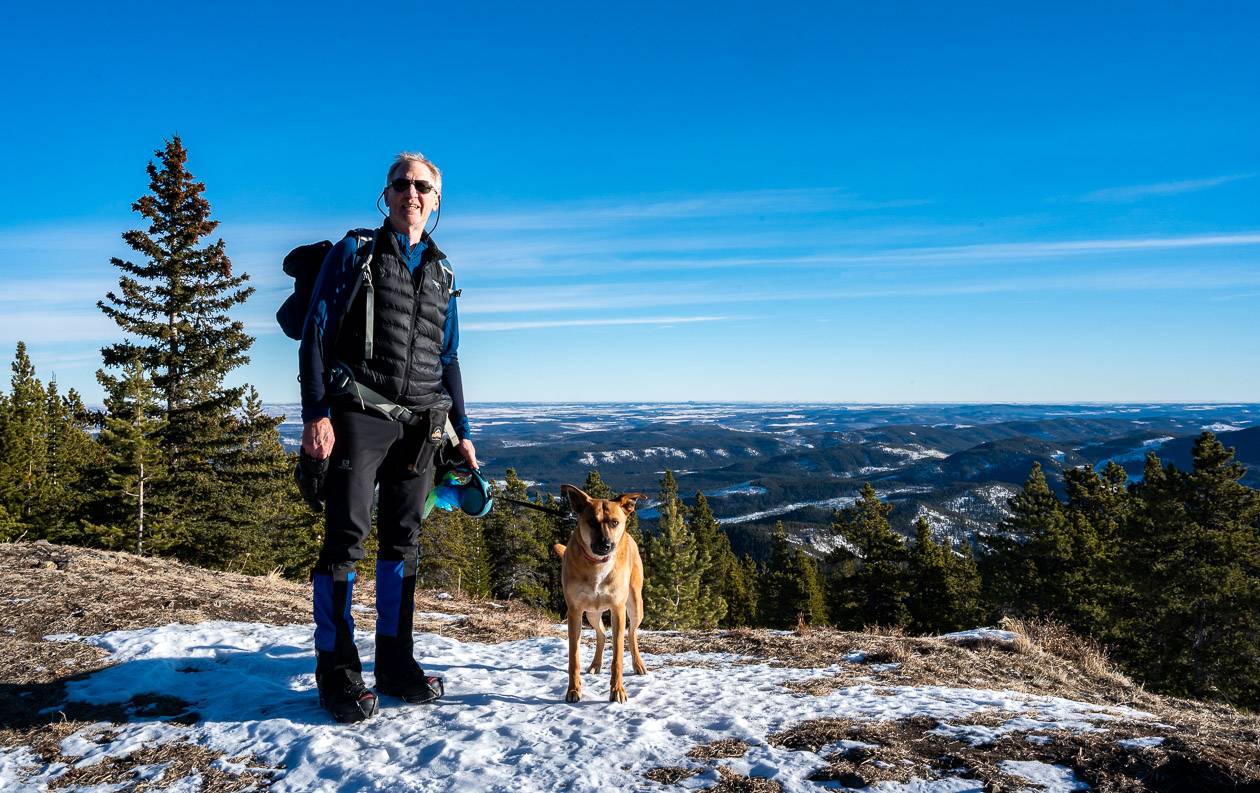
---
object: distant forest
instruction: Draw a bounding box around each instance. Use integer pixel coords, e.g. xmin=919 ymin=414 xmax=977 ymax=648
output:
xmin=2 ymin=137 xmax=1258 ymax=713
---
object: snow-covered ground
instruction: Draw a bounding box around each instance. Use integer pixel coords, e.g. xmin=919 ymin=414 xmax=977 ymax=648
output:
xmin=2 ymin=621 xmax=1159 ymax=792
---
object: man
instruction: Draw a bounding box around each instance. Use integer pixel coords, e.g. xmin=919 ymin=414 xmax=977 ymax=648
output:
xmin=299 ymin=152 xmax=477 ymax=723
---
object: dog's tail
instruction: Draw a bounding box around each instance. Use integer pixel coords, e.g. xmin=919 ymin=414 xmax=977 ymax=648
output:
xmin=552 ymin=543 xmax=566 ymax=559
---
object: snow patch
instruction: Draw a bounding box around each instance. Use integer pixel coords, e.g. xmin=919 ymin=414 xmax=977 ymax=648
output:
xmin=939 ymin=628 xmax=1018 ymax=644
xmin=11 ymin=622 xmax=1159 ymax=793
xmin=1117 ymin=736 xmax=1165 ymax=749
xmin=998 ymin=759 xmax=1089 ymax=790
xmin=877 ymin=445 xmax=949 ymax=461
xmin=708 ymin=482 xmax=769 ymax=498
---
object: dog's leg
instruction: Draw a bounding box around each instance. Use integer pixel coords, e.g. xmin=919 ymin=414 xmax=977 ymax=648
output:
xmin=565 ymin=609 xmax=582 ymax=703
xmin=585 ymin=610 xmax=604 ymax=673
xmin=628 ymin=585 xmax=647 ymax=676
xmin=609 ymin=604 xmax=628 ymax=703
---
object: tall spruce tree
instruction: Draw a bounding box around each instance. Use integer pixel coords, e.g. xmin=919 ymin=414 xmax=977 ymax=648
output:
xmin=642 ymin=471 xmax=703 ymax=629
xmin=1060 ymin=462 xmax=1127 ymax=636
xmin=759 ymin=522 xmax=827 ymax=628
xmin=723 ymin=554 xmax=760 ymax=627
xmin=0 ymin=342 xmax=96 ymax=539
xmin=0 ymin=342 xmax=49 ymax=532
xmin=42 ymin=379 xmax=98 ymax=538
xmin=482 ymin=470 xmax=552 ymax=608
xmin=979 ymin=463 xmax=1073 ymax=621
xmin=204 ymin=389 xmax=322 ymax=574
xmin=97 ymin=136 xmax=254 ymax=551
xmin=826 ymin=484 xmax=910 ymax=630
xmin=92 ymin=357 xmax=167 ymax=554
xmin=1116 ymin=436 xmax=1260 ymax=708
xmin=686 ymin=493 xmax=729 ymax=628
xmin=907 ymin=517 xmax=953 ymax=633
xmin=948 ymin=540 xmax=985 ymax=631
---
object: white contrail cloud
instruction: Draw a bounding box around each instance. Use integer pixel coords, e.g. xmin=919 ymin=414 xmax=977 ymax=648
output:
xmin=444 ymin=188 xmax=930 ymax=231
xmin=1076 ymin=173 xmax=1255 ymax=203
xmin=463 ymin=315 xmax=734 ymax=332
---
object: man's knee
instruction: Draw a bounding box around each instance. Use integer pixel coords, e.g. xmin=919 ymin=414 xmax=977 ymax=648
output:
xmin=313 ymin=558 xmax=359 ymax=579
xmin=376 ymin=545 xmax=419 ymax=566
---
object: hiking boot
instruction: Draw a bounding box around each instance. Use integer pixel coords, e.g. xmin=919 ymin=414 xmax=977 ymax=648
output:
xmin=318 ymin=672 xmax=380 ymax=723
xmin=375 ymin=659 xmax=445 ymax=704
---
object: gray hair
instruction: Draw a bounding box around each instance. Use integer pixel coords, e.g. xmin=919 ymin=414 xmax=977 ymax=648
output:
xmin=386 ymin=151 xmax=442 ymax=187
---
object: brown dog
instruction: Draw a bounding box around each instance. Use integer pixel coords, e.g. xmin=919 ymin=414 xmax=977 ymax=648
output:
xmin=554 ymin=484 xmax=647 ymax=703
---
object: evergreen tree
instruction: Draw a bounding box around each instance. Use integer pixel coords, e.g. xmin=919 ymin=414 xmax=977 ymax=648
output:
xmin=482 ymin=469 xmax=552 ymax=608
xmin=723 ymin=554 xmax=760 ymax=627
xmin=42 ymin=380 xmax=98 ymax=537
xmin=1060 ymin=462 xmax=1127 ymax=635
xmin=91 ymin=357 xmax=167 ymax=554
xmin=581 ymin=469 xmax=614 ymax=499
xmin=947 ymin=540 xmax=985 ymax=630
xmin=826 ymin=484 xmax=910 ymax=630
xmin=759 ymin=522 xmax=827 ymax=628
xmin=686 ymin=492 xmax=729 ymax=628
xmin=419 ymin=507 xmax=491 ymax=598
xmin=1116 ymin=436 xmax=1260 ymax=708
xmin=642 ymin=471 xmax=703 ymax=629
xmin=206 ymin=389 xmax=322 ymax=574
xmin=0 ymin=343 xmax=96 ymax=539
xmin=979 ymin=463 xmax=1074 ymax=621
xmin=906 ymin=517 xmax=952 ymax=633
xmin=0 ymin=342 xmax=50 ymax=531
xmin=97 ymin=136 xmax=254 ymax=549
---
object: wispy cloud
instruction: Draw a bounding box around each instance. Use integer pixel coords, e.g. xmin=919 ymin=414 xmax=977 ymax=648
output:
xmin=1075 ymin=174 xmax=1255 ymax=203
xmin=450 ymin=231 xmax=1260 ymax=278
xmin=459 ymin=265 xmax=1260 ymax=317
xmin=463 ymin=315 xmax=735 ymax=332
xmin=446 ymin=188 xmax=930 ymax=231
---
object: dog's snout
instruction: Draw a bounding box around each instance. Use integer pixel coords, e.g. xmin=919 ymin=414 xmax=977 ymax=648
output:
xmin=592 ymin=535 xmax=614 ymax=555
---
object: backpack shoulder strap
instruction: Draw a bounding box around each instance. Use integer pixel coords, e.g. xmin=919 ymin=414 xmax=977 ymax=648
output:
xmin=336 ymin=228 xmax=378 ymax=360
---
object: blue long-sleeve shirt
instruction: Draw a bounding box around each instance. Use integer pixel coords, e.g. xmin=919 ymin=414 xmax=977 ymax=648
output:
xmin=299 ymin=228 xmax=470 ymax=438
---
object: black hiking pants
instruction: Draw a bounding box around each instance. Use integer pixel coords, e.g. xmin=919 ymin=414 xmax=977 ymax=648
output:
xmin=316 ymin=408 xmax=438 ymax=573
xmin=312 ymin=408 xmax=439 ymax=682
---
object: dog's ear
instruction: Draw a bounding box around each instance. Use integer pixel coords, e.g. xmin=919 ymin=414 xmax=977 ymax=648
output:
xmin=616 ymin=493 xmax=646 ymax=514
xmin=561 ymin=484 xmax=591 ymax=515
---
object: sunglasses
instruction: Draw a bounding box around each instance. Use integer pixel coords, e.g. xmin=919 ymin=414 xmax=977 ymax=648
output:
xmin=389 ymin=178 xmax=436 ymax=194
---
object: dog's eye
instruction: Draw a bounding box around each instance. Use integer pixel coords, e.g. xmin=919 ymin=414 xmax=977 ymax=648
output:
xmin=609 ymin=520 xmax=620 ymax=528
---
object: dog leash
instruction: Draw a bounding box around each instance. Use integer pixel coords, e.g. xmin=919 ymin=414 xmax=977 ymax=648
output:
xmin=501 ymin=497 xmax=569 ymax=519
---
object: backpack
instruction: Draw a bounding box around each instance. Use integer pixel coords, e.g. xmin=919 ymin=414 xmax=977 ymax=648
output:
xmin=276 ymin=229 xmax=376 ymax=358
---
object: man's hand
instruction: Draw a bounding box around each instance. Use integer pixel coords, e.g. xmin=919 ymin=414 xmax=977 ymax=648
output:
xmin=457 ymin=438 xmax=479 ymax=469
xmin=303 ymin=417 xmax=335 ymax=460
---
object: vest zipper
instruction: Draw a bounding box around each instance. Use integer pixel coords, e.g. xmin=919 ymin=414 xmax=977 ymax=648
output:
xmin=399 ymin=257 xmax=427 ymax=400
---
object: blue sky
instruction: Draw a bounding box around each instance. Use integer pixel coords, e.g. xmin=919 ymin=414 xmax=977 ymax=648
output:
xmin=2 ymin=1 xmax=1258 ymax=404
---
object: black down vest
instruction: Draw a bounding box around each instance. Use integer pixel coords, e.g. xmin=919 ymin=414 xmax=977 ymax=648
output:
xmin=333 ymin=227 xmax=454 ymax=412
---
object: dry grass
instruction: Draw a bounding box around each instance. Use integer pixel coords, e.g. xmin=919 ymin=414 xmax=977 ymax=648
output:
xmin=47 ymin=741 xmax=280 ymax=791
xmin=642 ymin=765 xmax=702 ymax=784
xmin=763 ymin=711 xmax=1260 ymax=792
xmin=708 ymin=766 xmax=782 ymax=792
xmin=687 ymin=738 xmax=750 ymax=760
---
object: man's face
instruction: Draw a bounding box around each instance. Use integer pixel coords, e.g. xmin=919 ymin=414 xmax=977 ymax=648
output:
xmin=385 ymin=161 xmax=441 ymax=233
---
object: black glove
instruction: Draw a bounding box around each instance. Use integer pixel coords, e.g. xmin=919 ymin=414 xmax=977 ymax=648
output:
xmin=295 ymin=450 xmax=330 ymax=512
